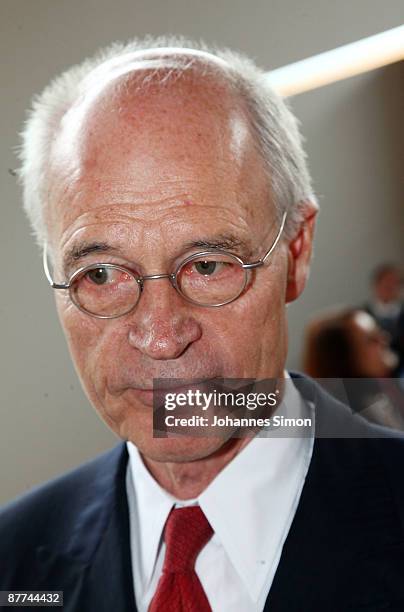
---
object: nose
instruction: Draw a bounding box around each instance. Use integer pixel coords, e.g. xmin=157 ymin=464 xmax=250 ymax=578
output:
xmin=127 ymin=276 xmax=202 ymax=359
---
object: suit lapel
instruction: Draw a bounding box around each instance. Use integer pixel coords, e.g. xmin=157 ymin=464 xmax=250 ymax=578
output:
xmin=35 ymin=443 xmax=137 ymax=612
xmin=264 ymin=375 xmax=404 ymax=611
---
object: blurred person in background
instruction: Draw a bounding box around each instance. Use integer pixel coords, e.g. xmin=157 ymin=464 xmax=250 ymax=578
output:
xmin=303 ymin=307 xmax=404 ymax=429
xmin=365 ymin=263 xmax=404 ymax=375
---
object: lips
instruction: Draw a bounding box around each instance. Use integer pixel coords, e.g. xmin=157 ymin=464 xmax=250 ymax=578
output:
xmin=125 ymin=378 xmax=221 ymax=407
xmin=133 ymin=377 xmax=219 ymax=391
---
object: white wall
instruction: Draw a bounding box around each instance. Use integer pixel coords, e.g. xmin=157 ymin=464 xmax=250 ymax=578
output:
xmin=1 ymin=0 xmax=403 ymax=504
xmin=287 ymin=60 xmax=404 ymax=368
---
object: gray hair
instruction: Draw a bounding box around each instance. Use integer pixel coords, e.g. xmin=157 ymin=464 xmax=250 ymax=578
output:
xmin=17 ymin=35 xmax=316 ymax=247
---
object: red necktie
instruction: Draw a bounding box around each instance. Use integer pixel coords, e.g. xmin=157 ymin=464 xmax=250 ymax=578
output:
xmin=148 ymin=506 xmax=213 ymax=612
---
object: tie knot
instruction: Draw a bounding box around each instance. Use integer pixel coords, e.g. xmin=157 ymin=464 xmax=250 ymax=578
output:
xmin=163 ymin=506 xmax=213 ymax=573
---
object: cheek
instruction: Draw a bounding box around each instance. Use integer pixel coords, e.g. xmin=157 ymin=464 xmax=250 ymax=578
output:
xmin=205 ymin=267 xmax=287 ymax=372
xmin=244 ymin=265 xmax=287 ymax=331
xmin=56 ymin=296 xmax=111 ymax=381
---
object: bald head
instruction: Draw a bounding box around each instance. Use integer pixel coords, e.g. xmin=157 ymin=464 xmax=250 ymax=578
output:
xmin=19 ymin=37 xmax=315 ymax=247
xmin=46 ymin=56 xmax=269 ymax=250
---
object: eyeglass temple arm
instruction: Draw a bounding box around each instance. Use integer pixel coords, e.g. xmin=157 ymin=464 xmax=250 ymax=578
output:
xmin=242 ymin=211 xmax=287 ymax=270
xmin=43 ymin=243 xmax=70 ymax=289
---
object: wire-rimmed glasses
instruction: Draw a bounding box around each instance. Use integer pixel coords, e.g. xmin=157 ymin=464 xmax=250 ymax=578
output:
xmin=43 ymin=212 xmax=287 ymax=318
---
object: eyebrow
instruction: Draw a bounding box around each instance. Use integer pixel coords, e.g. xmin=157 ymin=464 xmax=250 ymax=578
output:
xmin=63 ymin=234 xmax=252 ymax=272
xmin=63 ymin=243 xmax=119 ymax=271
xmin=182 ymin=235 xmax=252 ymax=255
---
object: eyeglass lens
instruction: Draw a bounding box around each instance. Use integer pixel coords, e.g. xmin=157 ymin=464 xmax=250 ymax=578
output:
xmin=70 ymin=253 xmax=248 ymax=317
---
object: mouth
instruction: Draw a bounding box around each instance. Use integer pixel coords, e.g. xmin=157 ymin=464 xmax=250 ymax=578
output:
xmin=127 ymin=378 xmax=220 ymax=407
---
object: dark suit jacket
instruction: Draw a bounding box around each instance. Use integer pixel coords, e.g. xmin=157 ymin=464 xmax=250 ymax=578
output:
xmin=2 ymin=375 xmax=404 ymax=611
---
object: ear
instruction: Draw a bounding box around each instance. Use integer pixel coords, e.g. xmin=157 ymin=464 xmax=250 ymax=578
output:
xmin=285 ymin=201 xmax=318 ymax=303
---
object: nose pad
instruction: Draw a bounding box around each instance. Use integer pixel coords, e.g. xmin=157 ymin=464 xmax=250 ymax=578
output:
xmin=168 ymin=273 xmax=178 ymax=290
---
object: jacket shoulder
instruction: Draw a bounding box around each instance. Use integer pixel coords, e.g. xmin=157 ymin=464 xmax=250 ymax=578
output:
xmin=0 ymin=443 xmax=126 ymax=577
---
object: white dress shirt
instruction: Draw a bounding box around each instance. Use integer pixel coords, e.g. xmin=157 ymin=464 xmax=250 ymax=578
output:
xmin=371 ymin=300 xmax=401 ymax=320
xmin=126 ymin=376 xmax=315 ymax=612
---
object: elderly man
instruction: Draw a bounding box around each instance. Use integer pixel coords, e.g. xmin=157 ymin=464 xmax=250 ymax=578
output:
xmin=1 ymin=37 xmax=404 ymax=612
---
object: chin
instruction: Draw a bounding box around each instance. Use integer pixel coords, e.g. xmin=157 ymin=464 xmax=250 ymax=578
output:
xmin=131 ymin=432 xmax=232 ymax=464
xmin=100 ymin=396 xmax=240 ymax=463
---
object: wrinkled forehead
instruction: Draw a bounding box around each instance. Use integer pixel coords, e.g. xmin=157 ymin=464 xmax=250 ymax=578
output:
xmin=45 ymin=48 xmax=271 ymax=251
xmin=48 ymin=48 xmax=265 ymax=195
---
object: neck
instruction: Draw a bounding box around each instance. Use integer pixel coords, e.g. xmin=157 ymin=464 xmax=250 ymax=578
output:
xmin=141 ymin=436 xmax=252 ymax=499
xmin=140 ymin=373 xmax=286 ymax=498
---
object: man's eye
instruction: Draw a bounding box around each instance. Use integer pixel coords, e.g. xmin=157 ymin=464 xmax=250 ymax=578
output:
xmin=86 ymin=267 xmax=113 ymax=285
xmin=193 ymin=260 xmax=220 ymax=276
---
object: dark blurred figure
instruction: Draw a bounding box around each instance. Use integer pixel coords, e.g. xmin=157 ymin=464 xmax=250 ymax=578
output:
xmin=303 ymin=308 xmax=404 ymax=429
xmin=365 ymin=264 xmax=404 ymax=375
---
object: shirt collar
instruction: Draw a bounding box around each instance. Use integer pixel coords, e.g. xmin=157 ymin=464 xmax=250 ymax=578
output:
xmin=126 ymin=373 xmax=314 ymax=603
xmin=126 ymin=443 xmax=174 ymax=592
